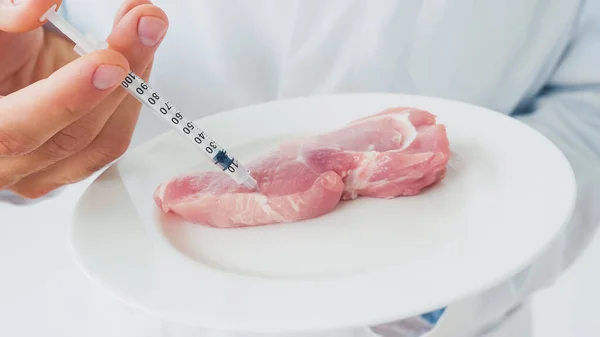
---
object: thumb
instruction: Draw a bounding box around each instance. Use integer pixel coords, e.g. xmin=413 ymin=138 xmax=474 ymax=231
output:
xmin=0 ymin=0 xmax=62 ymax=32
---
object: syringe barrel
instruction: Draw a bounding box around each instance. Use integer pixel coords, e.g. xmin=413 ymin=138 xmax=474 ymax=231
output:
xmin=121 ymin=72 xmax=258 ymax=188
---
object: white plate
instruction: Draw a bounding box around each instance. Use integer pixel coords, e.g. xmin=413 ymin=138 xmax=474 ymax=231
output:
xmin=69 ymin=93 xmax=576 ymax=334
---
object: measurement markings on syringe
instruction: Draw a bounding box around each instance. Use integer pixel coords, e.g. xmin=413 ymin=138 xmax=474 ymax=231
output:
xmin=120 ymin=72 xmax=241 ymax=174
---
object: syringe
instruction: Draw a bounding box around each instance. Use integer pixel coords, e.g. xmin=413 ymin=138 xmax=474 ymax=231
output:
xmin=40 ymin=5 xmax=259 ymax=190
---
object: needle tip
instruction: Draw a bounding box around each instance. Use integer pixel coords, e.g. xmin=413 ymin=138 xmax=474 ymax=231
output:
xmin=242 ymin=176 xmax=259 ymax=191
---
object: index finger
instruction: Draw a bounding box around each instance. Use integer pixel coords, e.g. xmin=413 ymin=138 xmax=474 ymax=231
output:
xmin=0 ymin=0 xmax=61 ymax=32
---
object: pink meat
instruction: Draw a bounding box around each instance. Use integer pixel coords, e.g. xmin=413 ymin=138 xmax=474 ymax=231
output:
xmin=154 ymin=107 xmax=450 ymax=228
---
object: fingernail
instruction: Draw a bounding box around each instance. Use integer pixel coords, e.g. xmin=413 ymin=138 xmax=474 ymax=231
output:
xmin=138 ymin=16 xmax=167 ymax=47
xmin=92 ymin=65 xmax=126 ymax=90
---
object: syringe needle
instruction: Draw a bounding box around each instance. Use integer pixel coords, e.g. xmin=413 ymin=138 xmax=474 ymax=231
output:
xmin=241 ymin=175 xmax=259 ymax=191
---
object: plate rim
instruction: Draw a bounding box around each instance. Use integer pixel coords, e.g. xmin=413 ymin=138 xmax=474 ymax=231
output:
xmin=68 ymin=92 xmax=577 ymax=333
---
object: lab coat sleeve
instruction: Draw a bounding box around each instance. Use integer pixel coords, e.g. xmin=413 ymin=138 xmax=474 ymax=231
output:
xmin=409 ymin=4 xmax=600 ymax=335
xmin=511 ymin=0 xmax=600 ymax=289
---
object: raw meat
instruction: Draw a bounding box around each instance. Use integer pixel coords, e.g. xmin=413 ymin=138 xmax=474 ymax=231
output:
xmin=154 ymin=107 xmax=450 ymax=228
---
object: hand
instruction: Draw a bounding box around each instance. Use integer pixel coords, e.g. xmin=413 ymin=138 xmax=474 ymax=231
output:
xmin=0 ymin=0 xmax=168 ymax=198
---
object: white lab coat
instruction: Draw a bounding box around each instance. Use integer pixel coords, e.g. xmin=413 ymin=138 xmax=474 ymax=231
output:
xmin=1 ymin=0 xmax=599 ymax=336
